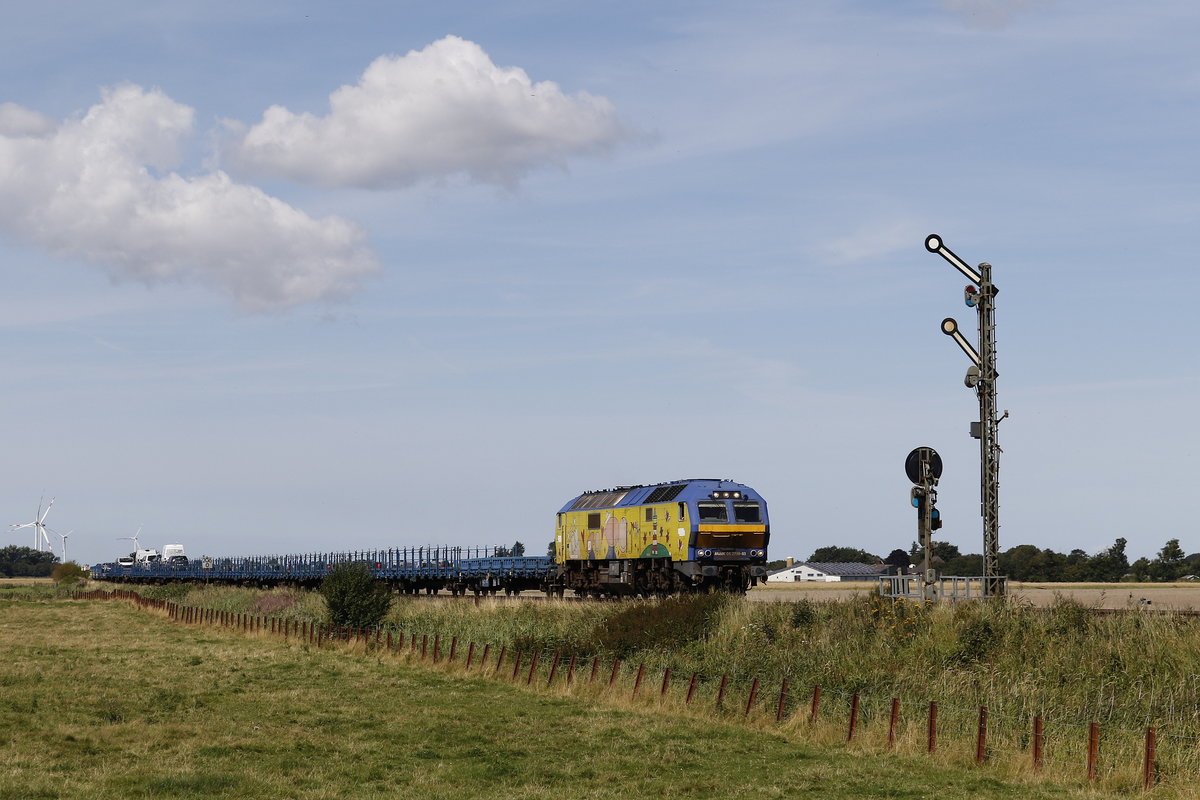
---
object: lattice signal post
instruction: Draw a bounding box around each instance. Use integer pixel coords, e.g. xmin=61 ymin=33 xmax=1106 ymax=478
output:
xmin=906 ymin=446 xmax=943 ymax=602
xmin=924 ymin=234 xmax=1007 ymax=599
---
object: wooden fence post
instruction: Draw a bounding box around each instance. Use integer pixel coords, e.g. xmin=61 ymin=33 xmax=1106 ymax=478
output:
xmin=810 ymin=686 xmax=821 ymax=723
xmin=1087 ymin=722 xmax=1100 ymax=783
xmin=448 ymin=636 xmax=457 ymax=662
xmin=776 ymin=679 xmax=789 ymax=722
xmin=526 ymin=652 xmax=540 ymax=685
xmin=466 ymin=641 xmax=475 ymax=667
xmin=660 ymin=667 xmax=672 ymax=697
xmin=566 ymin=655 xmax=578 ymax=685
xmin=685 ymin=673 xmax=699 ymax=705
xmin=1144 ymin=726 xmax=1157 ymax=791
xmin=847 ymin=693 xmax=860 ymax=742
xmin=745 ymin=678 xmax=760 ymax=716
xmin=1033 ymin=716 xmax=1044 ymax=772
xmin=512 ymin=651 xmax=523 ymax=681
xmin=633 ymin=664 xmax=646 ymax=698
xmin=927 ymin=701 xmax=938 ymax=754
xmin=495 ymin=645 xmax=506 ymax=674
xmin=716 ymin=674 xmax=729 ymax=709
xmin=976 ymin=706 xmax=988 ymax=764
xmin=547 ymin=651 xmax=561 ymax=686
xmin=589 ymin=658 xmax=600 ymax=684
xmin=887 ymin=698 xmax=900 ymax=750
xmin=609 ymin=660 xmax=622 ymax=687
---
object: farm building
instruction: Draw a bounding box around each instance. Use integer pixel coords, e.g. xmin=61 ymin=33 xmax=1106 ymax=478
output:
xmin=766 ymin=561 xmax=887 ymax=582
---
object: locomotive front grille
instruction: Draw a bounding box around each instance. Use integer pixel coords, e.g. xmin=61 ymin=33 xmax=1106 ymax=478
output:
xmin=695 ymin=530 xmax=766 ymax=550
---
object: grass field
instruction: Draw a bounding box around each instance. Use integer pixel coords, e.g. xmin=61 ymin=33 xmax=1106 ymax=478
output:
xmin=749 ymin=581 xmax=1200 ymax=609
xmin=0 ymin=595 xmax=1141 ymax=799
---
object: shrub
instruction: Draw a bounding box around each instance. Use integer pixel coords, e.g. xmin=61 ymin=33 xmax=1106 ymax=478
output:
xmin=50 ymin=561 xmax=88 ymax=585
xmin=789 ymin=600 xmax=817 ymax=628
xmin=320 ymin=562 xmax=393 ymax=629
xmin=140 ymin=583 xmax=192 ymax=602
xmin=950 ymin=613 xmax=1001 ymax=664
xmin=593 ymin=593 xmax=731 ymax=658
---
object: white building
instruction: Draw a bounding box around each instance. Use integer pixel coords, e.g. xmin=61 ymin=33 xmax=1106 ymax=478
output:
xmin=766 ymin=561 xmax=886 ymax=582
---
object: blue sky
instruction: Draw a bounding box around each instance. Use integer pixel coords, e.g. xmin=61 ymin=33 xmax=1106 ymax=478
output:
xmin=2 ymin=1 xmax=1196 ymax=567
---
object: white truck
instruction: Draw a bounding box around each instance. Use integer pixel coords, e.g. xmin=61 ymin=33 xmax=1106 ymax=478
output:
xmin=134 ymin=548 xmax=160 ymax=565
xmin=161 ymin=544 xmax=188 ymax=566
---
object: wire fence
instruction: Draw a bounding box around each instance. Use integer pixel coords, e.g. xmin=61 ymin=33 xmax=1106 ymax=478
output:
xmin=76 ymin=588 xmax=1186 ymax=793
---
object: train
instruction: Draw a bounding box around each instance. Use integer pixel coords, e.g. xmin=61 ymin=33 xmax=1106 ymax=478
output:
xmin=554 ymin=478 xmax=770 ymax=595
xmin=89 ymin=478 xmax=770 ymax=596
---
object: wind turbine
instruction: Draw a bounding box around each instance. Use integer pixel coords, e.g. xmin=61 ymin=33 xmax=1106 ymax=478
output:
xmin=119 ymin=526 xmax=143 ymax=555
xmin=55 ymin=530 xmax=72 ymax=563
xmin=10 ymin=497 xmax=54 ymax=552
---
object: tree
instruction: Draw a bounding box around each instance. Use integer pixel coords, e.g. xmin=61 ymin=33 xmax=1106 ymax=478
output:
xmin=511 ymin=541 xmax=526 ymax=557
xmin=807 ymin=546 xmax=879 ymax=564
xmin=941 ymin=553 xmax=983 ymax=576
xmin=908 ymin=541 xmax=960 ymax=566
xmin=0 ymin=545 xmax=57 ymax=578
xmin=1130 ymin=557 xmax=1151 ymax=582
xmin=1025 ymin=548 xmax=1066 ymax=582
xmin=884 ymin=549 xmax=911 ymax=572
xmin=320 ymin=562 xmax=393 ymax=629
xmin=999 ymin=544 xmax=1042 ymax=581
xmin=1148 ymin=538 xmax=1186 ymax=582
xmin=51 ymin=561 xmax=88 ymax=585
xmin=1089 ymin=537 xmax=1130 ymax=583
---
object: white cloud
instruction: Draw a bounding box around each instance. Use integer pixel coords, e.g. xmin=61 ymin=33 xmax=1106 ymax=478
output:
xmin=0 ymin=85 xmax=378 ymax=311
xmin=225 ymin=35 xmax=630 ymax=189
xmin=0 ymin=102 xmax=55 ymax=137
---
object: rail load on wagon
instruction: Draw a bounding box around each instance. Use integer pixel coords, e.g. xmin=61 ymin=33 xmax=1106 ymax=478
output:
xmin=549 ymin=478 xmax=769 ymax=597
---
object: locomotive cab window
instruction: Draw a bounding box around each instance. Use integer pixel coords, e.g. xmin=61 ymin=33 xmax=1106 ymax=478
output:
xmin=733 ymin=503 xmax=762 ymax=523
xmin=644 ymin=508 xmax=656 ymax=522
xmin=697 ymin=502 xmax=728 ymax=522
xmin=587 ymin=512 xmax=601 ymax=529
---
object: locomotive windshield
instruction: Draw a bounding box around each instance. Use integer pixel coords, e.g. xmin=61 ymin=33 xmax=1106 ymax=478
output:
xmin=733 ymin=503 xmax=762 ymax=523
xmin=697 ymin=502 xmax=728 ymax=522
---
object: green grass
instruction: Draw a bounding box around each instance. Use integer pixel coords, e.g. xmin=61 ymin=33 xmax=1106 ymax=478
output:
xmin=0 ymin=596 xmax=1123 ymax=800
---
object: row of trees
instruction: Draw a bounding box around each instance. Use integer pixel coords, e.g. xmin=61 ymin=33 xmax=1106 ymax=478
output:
xmin=792 ymin=537 xmax=1199 ymax=583
xmin=0 ymin=546 xmax=58 ymax=577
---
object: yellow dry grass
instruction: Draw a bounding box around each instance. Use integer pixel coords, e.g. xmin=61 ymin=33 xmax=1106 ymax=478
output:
xmin=748 ymin=581 xmax=1200 ymax=610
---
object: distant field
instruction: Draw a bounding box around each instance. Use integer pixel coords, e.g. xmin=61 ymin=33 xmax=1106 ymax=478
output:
xmin=0 ymin=577 xmax=52 ymax=586
xmin=1 ymin=596 xmax=1118 ymax=799
xmin=749 ymin=580 xmax=1200 ymax=609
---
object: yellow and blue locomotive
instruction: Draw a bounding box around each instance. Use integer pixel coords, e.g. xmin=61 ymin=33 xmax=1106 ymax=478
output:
xmin=553 ymin=478 xmax=769 ymax=595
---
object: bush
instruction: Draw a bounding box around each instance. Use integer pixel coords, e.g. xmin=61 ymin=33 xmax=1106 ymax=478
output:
xmin=50 ymin=561 xmax=88 ymax=585
xmin=140 ymin=583 xmax=192 ymax=602
xmin=320 ymin=562 xmax=393 ymax=629
xmin=593 ymin=593 xmax=731 ymax=658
